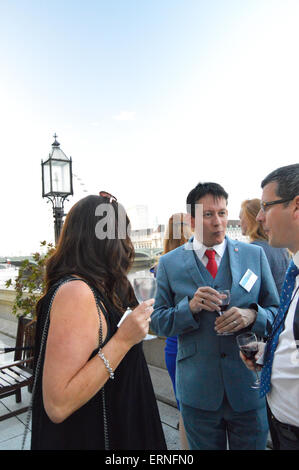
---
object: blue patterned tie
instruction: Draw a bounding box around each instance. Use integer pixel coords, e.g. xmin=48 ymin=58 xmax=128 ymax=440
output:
xmin=260 ymin=260 xmax=299 ymax=397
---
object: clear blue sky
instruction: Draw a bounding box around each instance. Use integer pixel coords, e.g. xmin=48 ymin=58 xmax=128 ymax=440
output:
xmin=0 ymin=0 xmax=298 ymax=255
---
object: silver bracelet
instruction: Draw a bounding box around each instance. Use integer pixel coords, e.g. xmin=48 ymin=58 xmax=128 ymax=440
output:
xmin=98 ymin=348 xmax=114 ymax=380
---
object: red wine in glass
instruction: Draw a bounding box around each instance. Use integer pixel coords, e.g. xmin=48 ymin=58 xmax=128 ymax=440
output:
xmin=220 ymin=303 xmax=229 ymax=312
xmin=239 ymin=344 xmax=259 ymax=361
xmin=236 ymin=332 xmax=260 ymax=389
xmin=216 ymin=290 xmax=232 ymax=335
xmin=219 ymin=290 xmax=230 ymax=311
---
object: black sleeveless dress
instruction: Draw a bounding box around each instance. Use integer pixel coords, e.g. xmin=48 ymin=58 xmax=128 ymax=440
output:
xmin=31 ymin=277 xmax=167 ymax=450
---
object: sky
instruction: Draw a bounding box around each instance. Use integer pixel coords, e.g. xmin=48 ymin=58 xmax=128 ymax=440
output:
xmin=0 ymin=0 xmax=298 ymax=256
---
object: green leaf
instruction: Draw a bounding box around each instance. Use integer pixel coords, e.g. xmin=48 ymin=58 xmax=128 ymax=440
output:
xmin=5 ymin=240 xmax=54 ymax=319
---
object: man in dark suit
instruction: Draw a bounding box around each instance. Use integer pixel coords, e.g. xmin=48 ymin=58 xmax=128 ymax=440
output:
xmin=151 ymin=182 xmax=279 ymax=450
xmin=241 ymin=164 xmax=299 ymax=450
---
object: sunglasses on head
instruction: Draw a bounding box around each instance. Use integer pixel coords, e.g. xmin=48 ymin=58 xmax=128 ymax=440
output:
xmin=99 ymin=191 xmax=117 ymax=203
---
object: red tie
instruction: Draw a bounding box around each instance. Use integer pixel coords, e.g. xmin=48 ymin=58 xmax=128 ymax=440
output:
xmin=205 ymin=249 xmax=218 ymax=278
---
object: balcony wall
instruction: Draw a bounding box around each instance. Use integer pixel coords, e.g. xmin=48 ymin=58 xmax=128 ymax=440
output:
xmin=0 ymin=289 xmax=18 ymax=321
xmin=0 ymin=288 xmax=167 ymax=369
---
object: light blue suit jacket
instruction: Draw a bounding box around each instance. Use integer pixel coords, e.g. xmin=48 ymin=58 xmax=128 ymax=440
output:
xmin=150 ymin=237 xmax=279 ymax=412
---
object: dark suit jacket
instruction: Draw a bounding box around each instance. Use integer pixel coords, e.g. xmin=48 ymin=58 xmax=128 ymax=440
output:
xmin=293 ymin=297 xmax=299 ymax=346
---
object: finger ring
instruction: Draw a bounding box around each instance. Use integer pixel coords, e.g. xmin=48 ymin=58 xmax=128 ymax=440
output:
xmin=233 ymin=320 xmax=237 ymax=325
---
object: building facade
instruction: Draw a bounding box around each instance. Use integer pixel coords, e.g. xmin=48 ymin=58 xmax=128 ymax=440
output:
xmin=131 ymin=220 xmax=247 ymax=250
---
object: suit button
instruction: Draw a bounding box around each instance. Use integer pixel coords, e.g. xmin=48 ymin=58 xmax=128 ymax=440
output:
xmin=220 ymin=353 xmax=226 ymax=358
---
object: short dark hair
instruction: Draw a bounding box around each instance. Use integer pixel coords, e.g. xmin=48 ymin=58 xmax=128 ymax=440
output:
xmin=186 ymin=182 xmax=228 ymax=218
xmin=261 ymin=164 xmax=299 ymax=203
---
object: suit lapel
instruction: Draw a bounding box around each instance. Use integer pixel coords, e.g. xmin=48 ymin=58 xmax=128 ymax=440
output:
xmin=182 ymin=238 xmax=207 ymax=287
xmin=226 ymin=237 xmax=242 ymax=304
xmin=293 ymin=297 xmax=299 ymax=349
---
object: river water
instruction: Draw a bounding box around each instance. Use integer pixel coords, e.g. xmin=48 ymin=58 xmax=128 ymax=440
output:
xmin=0 ymin=265 xmax=19 ymax=289
xmin=0 ymin=264 xmax=153 ymax=289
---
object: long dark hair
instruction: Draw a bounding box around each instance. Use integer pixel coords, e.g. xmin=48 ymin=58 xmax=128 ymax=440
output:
xmin=36 ymin=195 xmax=136 ymax=316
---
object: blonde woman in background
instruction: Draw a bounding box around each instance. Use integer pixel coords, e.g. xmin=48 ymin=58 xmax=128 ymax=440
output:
xmin=153 ymin=213 xmax=192 ymax=450
xmin=239 ymin=198 xmax=290 ymax=295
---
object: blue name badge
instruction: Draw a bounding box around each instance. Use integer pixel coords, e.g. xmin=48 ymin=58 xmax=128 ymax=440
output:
xmin=239 ymin=269 xmax=258 ymax=292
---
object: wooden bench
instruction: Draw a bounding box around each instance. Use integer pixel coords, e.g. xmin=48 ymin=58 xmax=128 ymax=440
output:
xmin=0 ymin=316 xmax=36 ymax=421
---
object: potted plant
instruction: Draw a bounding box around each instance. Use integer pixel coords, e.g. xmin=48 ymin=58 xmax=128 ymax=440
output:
xmin=5 ymin=241 xmax=55 ymax=318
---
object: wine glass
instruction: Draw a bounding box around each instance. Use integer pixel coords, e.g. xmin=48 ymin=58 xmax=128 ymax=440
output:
xmin=133 ymin=276 xmax=157 ymax=303
xmin=117 ymin=275 xmax=156 ymax=328
xmin=236 ymin=332 xmax=260 ymax=389
xmin=216 ymin=290 xmax=233 ymax=336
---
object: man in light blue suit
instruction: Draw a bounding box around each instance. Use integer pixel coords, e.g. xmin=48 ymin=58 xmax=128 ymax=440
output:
xmin=151 ymin=182 xmax=280 ymax=450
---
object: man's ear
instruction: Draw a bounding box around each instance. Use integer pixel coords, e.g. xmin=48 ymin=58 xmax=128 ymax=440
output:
xmin=293 ymin=195 xmax=299 ymax=220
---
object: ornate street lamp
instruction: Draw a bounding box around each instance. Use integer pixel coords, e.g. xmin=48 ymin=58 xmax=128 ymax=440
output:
xmin=41 ymin=134 xmax=73 ymax=244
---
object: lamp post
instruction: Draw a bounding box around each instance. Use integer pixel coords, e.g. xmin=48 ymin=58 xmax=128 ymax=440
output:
xmin=41 ymin=134 xmax=73 ymax=244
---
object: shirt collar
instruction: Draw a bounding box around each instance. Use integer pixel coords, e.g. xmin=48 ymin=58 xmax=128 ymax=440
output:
xmin=293 ymin=251 xmax=299 ymax=269
xmin=193 ymin=236 xmax=227 ymax=259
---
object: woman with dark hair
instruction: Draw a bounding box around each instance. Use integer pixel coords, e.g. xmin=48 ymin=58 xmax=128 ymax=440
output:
xmin=239 ymin=198 xmax=289 ymax=295
xmin=31 ymin=193 xmax=166 ymax=450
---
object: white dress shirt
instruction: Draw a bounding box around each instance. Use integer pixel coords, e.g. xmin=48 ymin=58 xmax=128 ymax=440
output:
xmin=192 ymin=237 xmax=227 ymax=269
xmin=267 ymin=250 xmax=299 ymax=427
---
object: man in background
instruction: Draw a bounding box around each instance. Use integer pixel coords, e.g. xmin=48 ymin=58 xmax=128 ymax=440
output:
xmin=242 ymin=163 xmax=299 ymax=450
